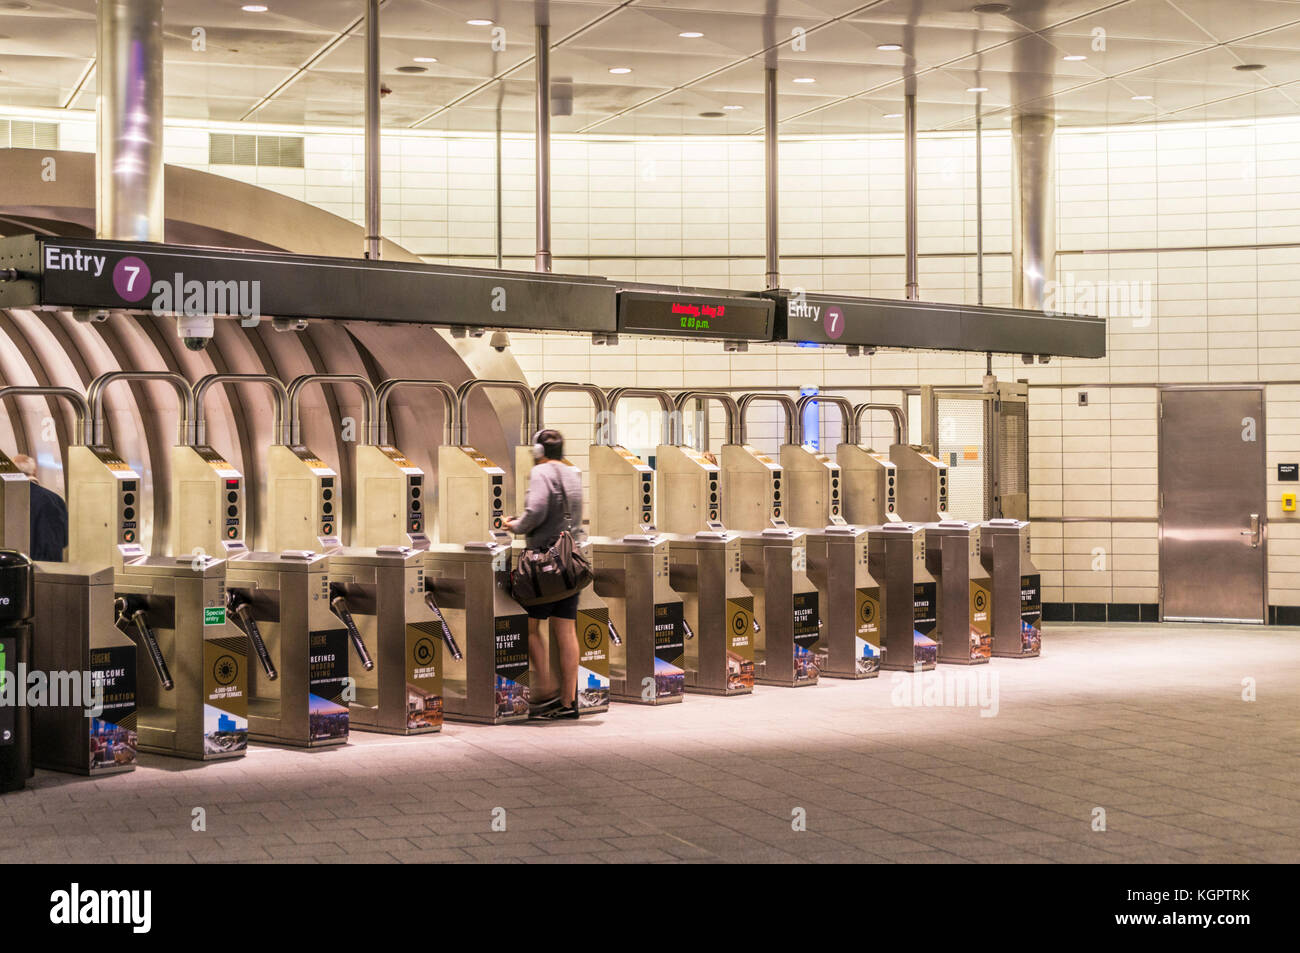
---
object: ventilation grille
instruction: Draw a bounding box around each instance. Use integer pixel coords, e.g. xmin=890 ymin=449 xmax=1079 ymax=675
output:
xmin=998 ymin=402 xmax=1029 ymax=497
xmin=209 ymin=133 xmax=304 ymax=168
xmin=0 ymin=120 xmax=59 ymax=149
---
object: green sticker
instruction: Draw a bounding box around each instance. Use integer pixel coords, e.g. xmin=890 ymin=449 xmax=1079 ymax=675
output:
xmin=203 ymin=607 xmax=227 ymax=626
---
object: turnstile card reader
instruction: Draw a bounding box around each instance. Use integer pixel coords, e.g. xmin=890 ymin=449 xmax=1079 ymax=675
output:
xmin=438 ymin=445 xmax=508 ymax=542
xmin=171 ymin=444 xmax=247 ymax=559
xmin=780 ymin=445 xmax=845 ymax=528
xmin=721 ymin=444 xmax=783 ymax=529
xmin=868 ymin=523 xmax=938 ymax=671
xmin=590 ymin=444 xmax=656 ymax=537
xmin=890 ymin=444 xmax=950 ymax=523
xmin=981 ymin=519 xmax=1041 ymax=658
xmin=0 ymin=451 xmax=30 ymax=556
xmin=655 ymin=444 xmax=722 ymax=530
xmin=805 ymin=525 xmax=881 ymax=678
xmin=267 ymin=445 xmax=343 ymax=552
xmin=592 ymin=533 xmax=684 ymax=705
xmin=31 ymin=562 xmax=137 ymax=775
xmin=838 ymin=445 xmax=902 ymax=524
xmin=355 ymin=445 xmax=428 ymax=548
xmin=923 ymin=521 xmax=992 ymax=665
xmin=739 ymin=528 xmax=821 ymax=687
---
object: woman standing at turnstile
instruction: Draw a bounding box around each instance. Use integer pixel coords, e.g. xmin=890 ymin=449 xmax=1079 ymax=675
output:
xmin=505 ymin=429 xmax=585 ymax=721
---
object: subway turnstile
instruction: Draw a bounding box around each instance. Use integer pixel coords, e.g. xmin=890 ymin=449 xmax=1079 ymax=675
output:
xmin=805 ymin=525 xmax=881 ymax=678
xmin=31 ymin=562 xmax=137 ymax=775
xmin=68 ymin=439 xmax=245 ymax=761
xmin=739 ymin=528 xmax=820 ymax=687
xmin=662 ymin=531 xmax=754 ymax=695
xmin=868 ymin=522 xmax=938 ymax=672
xmin=842 ymin=402 xmax=908 ymax=525
xmin=592 ymin=534 xmax=684 ymax=705
xmin=923 ymin=520 xmax=992 ymax=665
xmin=981 ymin=518 xmax=1042 ymax=658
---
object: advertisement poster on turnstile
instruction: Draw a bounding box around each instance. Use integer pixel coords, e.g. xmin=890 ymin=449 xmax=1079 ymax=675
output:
xmin=792 ymin=592 xmax=820 ymax=684
xmin=89 ymin=645 xmax=137 ymax=773
xmin=203 ymin=629 xmax=249 ymax=756
xmin=912 ymin=582 xmax=939 ymax=668
xmin=1021 ymin=573 xmax=1043 ymax=656
xmin=576 ymin=605 xmax=611 ymax=712
xmin=406 ymin=622 xmax=445 ymax=730
xmin=308 ymin=628 xmax=350 ymax=741
xmin=970 ymin=582 xmax=993 ymax=662
xmin=653 ymin=602 xmax=686 ymax=698
xmin=495 ymin=614 xmax=531 ymax=719
xmin=726 ymin=597 xmax=756 ymax=692
xmin=0 ymin=635 xmax=13 ymax=747
xmin=855 ymin=587 xmax=882 ymax=675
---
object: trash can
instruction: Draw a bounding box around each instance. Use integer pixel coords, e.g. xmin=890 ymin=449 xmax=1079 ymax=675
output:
xmin=0 ymin=550 xmax=34 ymax=792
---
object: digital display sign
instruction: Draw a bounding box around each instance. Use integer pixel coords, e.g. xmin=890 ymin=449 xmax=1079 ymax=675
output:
xmin=617 ymin=291 xmax=774 ymax=341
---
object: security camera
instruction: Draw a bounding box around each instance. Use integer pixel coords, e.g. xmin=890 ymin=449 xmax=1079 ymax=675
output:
xmin=177 ymin=312 xmax=214 ymax=352
xmin=73 ymin=309 xmax=111 ymax=324
xmin=272 ymin=316 xmax=308 ymax=332
xmin=489 ymin=331 xmax=511 ymax=353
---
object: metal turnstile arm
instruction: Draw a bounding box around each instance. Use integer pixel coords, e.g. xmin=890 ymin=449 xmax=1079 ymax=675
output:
xmin=328 ymin=586 xmax=375 ymax=671
xmin=227 ymin=591 xmax=278 ymax=680
xmin=114 ymin=597 xmax=174 ymax=692
xmin=423 ymin=589 xmax=463 ymax=661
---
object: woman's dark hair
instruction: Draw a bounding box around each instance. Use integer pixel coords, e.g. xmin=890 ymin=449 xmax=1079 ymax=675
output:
xmin=538 ymin=429 xmax=565 ymax=460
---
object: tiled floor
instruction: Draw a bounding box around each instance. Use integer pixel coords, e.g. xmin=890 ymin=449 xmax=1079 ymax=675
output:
xmin=3 ymin=623 xmax=1298 ymax=864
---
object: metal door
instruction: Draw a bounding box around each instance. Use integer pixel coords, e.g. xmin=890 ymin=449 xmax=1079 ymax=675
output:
xmin=1159 ymin=386 xmax=1267 ymax=623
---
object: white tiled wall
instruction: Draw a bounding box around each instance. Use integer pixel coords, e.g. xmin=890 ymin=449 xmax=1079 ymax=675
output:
xmin=20 ymin=109 xmax=1300 ymax=608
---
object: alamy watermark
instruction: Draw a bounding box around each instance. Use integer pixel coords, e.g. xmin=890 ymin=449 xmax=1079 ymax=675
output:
xmin=889 ymin=667 xmax=1000 ymax=717
xmin=1043 ymin=272 xmax=1153 ymax=326
xmin=0 ymin=663 xmax=106 ymax=718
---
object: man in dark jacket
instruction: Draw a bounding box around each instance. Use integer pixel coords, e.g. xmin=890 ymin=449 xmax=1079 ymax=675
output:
xmin=14 ymin=455 xmax=67 ymax=562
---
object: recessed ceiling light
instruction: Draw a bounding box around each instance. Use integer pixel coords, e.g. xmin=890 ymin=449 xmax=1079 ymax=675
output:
xmin=680 ymin=32 xmax=704 ymax=38
xmin=466 ymin=18 xmax=493 ymax=27
xmin=413 ymin=56 xmax=438 ymax=64
xmin=972 ymin=3 xmax=1011 ymax=12
xmin=699 ymin=111 xmax=725 ymax=118
xmin=241 ymin=3 xmax=268 ymax=11
xmin=883 ymin=113 xmax=903 ymax=118
xmin=1063 ymin=54 xmax=1087 ymax=61
xmin=877 ymin=44 xmax=902 ymax=51
xmin=1131 ymin=94 xmax=1153 ymax=101
xmin=967 ymin=86 xmax=988 ymax=93
xmin=396 ymin=65 xmax=427 ymax=73
xmin=723 ymin=104 xmax=744 ymax=110
xmin=1234 ymin=63 xmax=1266 ymax=71
xmin=793 ymin=77 xmax=816 ymax=83
xmin=609 ymin=66 xmax=632 ymax=74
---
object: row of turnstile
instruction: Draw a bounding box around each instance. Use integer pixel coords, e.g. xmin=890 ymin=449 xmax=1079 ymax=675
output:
xmin=0 ymin=375 xmax=1040 ymax=789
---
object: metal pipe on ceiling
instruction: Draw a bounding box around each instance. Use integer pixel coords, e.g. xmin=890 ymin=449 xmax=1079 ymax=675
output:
xmin=535 ymin=23 xmax=553 ymax=273
xmin=96 ymin=0 xmax=164 ymax=241
xmin=364 ymin=0 xmax=381 ymax=260
xmin=904 ymin=92 xmax=918 ymax=301
xmin=976 ymin=97 xmax=984 ymax=307
xmin=1011 ymin=113 xmax=1057 ymax=311
xmin=764 ymin=66 xmax=780 ymax=291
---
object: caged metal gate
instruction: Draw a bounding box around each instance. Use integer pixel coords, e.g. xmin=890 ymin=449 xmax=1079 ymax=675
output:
xmin=921 ymin=382 xmax=1029 ymax=522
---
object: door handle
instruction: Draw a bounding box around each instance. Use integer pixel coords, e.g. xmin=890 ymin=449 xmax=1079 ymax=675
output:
xmin=1240 ymin=513 xmax=1261 ymax=548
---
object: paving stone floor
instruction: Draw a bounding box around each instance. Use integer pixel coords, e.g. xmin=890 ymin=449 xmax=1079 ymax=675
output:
xmin=2 ymin=623 xmax=1298 ymax=864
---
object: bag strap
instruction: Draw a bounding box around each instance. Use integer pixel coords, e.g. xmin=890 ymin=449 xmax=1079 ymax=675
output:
xmin=538 ymin=461 xmax=575 ymax=533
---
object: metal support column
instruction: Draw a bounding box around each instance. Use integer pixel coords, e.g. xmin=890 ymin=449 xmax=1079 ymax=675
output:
xmin=364 ymin=0 xmax=381 ymax=259
xmin=1011 ymin=113 xmax=1057 ymax=311
xmin=96 ymin=0 xmax=164 ymax=241
xmin=904 ymin=93 xmax=918 ymax=300
xmin=764 ymin=66 xmax=780 ymax=290
xmin=535 ymin=24 xmax=553 ymax=273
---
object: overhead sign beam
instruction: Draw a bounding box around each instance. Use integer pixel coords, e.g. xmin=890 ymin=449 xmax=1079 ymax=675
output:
xmin=768 ymin=290 xmax=1106 ymax=359
xmin=0 ymin=235 xmax=617 ymax=334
